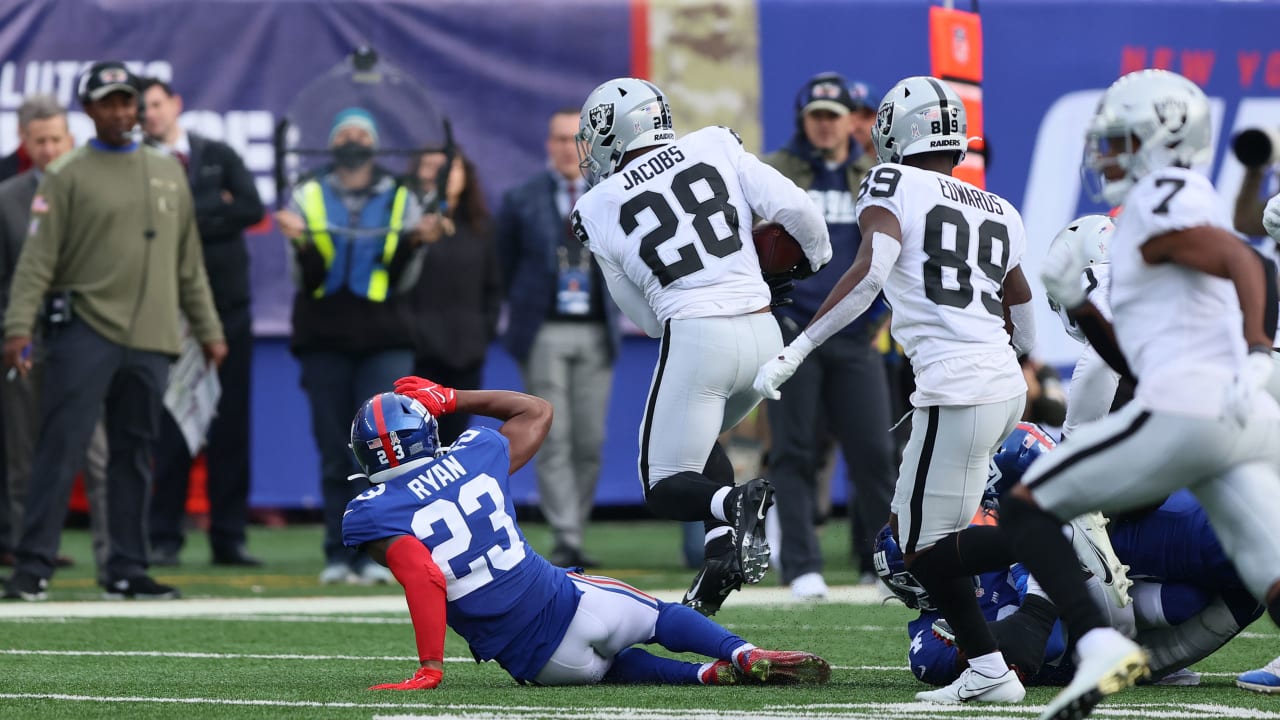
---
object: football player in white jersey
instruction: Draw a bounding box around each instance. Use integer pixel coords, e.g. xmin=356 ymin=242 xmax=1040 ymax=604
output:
xmin=755 ymin=75 xmax=1037 ymax=705
xmin=999 ymin=69 xmax=1280 ymax=720
xmin=570 ymin=78 xmax=831 ymax=616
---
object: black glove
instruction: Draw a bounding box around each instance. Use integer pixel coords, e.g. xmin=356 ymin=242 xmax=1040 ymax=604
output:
xmin=764 ymin=272 xmax=795 ymax=309
xmin=788 ymin=260 xmax=823 ymax=281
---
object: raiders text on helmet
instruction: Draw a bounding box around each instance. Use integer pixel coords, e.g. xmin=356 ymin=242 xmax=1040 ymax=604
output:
xmin=871 ymin=76 xmax=968 ymax=165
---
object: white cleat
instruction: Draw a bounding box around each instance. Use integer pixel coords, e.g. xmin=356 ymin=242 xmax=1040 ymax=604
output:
xmin=915 ymin=667 xmax=1025 ymax=704
xmin=1040 ymin=628 xmax=1149 ymax=720
xmin=1068 ymin=512 xmax=1133 ymax=609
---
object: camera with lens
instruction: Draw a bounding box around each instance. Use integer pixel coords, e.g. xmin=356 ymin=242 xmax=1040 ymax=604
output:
xmin=1232 ymin=127 xmax=1280 ymax=168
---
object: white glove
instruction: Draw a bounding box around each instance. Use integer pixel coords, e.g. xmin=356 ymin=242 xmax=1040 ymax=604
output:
xmin=1224 ymin=349 xmax=1275 ymax=424
xmin=1040 ymin=233 xmax=1089 ymax=311
xmin=1263 ymin=193 xmax=1280 ymax=243
xmin=753 ymin=334 xmax=817 ymax=400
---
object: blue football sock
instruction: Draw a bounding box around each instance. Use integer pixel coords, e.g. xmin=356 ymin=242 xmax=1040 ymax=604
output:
xmin=603 ymin=647 xmax=703 ymax=684
xmin=651 ymin=601 xmax=748 ymax=660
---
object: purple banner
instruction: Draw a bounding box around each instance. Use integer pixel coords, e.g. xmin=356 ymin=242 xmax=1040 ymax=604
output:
xmin=0 ymin=0 xmax=631 ymax=335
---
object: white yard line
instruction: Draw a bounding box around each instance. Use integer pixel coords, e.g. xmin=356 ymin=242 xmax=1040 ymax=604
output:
xmin=0 ymin=584 xmax=888 ymax=619
xmin=2 ymin=695 xmax=1275 ymax=720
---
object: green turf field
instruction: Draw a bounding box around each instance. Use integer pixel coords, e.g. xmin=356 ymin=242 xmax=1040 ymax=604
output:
xmin=1 ymin=521 xmax=1277 ymax=719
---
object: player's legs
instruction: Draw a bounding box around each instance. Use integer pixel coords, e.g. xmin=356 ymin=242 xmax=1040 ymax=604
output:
xmin=1000 ymin=406 xmax=1241 ymax=720
xmin=894 ymin=397 xmax=1025 ymax=704
xmin=640 ymin=317 xmax=775 ymax=613
xmin=535 ymin=574 xmax=661 ymax=685
xmin=1190 ymin=460 xmax=1280 ymax=620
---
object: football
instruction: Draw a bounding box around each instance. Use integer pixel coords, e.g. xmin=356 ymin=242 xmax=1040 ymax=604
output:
xmin=753 ymin=222 xmax=805 ymax=274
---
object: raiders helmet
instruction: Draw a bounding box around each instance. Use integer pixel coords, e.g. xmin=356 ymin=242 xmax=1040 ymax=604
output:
xmin=576 ymin=78 xmax=675 ymax=187
xmin=1046 ymin=215 xmax=1114 ymax=342
xmin=871 ymin=76 xmax=968 ymax=165
xmin=1083 ymin=69 xmax=1212 ymax=207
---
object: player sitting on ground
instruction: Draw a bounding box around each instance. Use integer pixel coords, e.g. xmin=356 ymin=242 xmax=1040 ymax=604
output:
xmin=341 ymin=378 xmax=831 ymax=689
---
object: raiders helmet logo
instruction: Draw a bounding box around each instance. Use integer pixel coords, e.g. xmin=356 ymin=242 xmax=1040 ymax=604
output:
xmin=1154 ymin=97 xmax=1188 ymax=133
xmin=876 ymin=104 xmax=894 ymax=136
xmin=588 ymin=103 xmax=615 ymax=135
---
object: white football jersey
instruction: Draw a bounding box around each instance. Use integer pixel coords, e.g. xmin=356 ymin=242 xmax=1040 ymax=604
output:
xmin=855 ymin=163 xmax=1026 ymax=406
xmin=1110 ymin=167 xmax=1245 ymax=418
xmin=573 ymin=126 xmax=829 ymax=328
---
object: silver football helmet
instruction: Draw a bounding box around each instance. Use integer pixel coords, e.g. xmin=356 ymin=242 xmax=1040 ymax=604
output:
xmin=1082 ymin=69 xmax=1212 ymax=207
xmin=871 ymin=76 xmax=967 ymax=164
xmin=1047 ymin=214 xmax=1114 ymax=343
xmin=576 ymin=78 xmax=675 ymax=187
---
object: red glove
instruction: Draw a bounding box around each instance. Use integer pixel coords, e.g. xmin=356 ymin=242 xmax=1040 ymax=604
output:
xmin=369 ymin=665 xmax=442 ymax=691
xmin=393 ymin=376 xmax=457 ymax=417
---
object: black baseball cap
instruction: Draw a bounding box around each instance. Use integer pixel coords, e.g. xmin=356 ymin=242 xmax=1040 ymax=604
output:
xmin=798 ymin=72 xmax=854 ymax=116
xmin=78 ymin=61 xmax=138 ymax=104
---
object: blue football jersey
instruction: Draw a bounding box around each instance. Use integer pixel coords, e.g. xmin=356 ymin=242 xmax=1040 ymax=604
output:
xmin=342 ymin=427 xmax=581 ymax=681
xmin=1110 ymin=489 xmax=1238 ymax=590
xmin=908 ymin=566 xmax=1068 ymax=686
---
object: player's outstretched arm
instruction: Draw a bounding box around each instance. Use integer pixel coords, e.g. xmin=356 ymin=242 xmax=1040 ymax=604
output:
xmin=454 ymin=390 xmax=553 ymax=474
xmin=363 ymin=535 xmax=447 ymax=690
xmin=753 ymin=205 xmax=900 ymax=400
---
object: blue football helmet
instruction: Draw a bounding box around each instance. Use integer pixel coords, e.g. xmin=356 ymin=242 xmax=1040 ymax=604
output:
xmin=872 ymin=525 xmax=934 ymax=611
xmin=349 ymin=392 xmax=442 ymax=483
xmin=984 ymin=423 xmax=1057 ymax=510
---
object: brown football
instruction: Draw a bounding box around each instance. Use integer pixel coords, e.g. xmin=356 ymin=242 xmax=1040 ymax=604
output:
xmin=753 ymin=222 xmax=805 ymax=274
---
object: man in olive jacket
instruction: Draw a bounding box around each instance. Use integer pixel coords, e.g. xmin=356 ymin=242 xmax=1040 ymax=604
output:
xmin=0 ymin=62 xmax=225 ymax=601
xmin=761 ymin=72 xmax=895 ymax=600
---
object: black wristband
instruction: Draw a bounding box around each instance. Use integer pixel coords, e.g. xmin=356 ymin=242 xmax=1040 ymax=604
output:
xmin=1248 ymin=344 xmax=1272 ymax=355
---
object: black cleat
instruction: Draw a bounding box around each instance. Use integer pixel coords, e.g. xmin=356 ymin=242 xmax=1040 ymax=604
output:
xmin=682 ymin=543 xmax=744 ymax=616
xmin=728 ymin=478 xmax=774 ymax=584
xmin=102 ymin=575 xmax=181 ymax=600
xmin=2 ymin=572 xmax=48 ymax=601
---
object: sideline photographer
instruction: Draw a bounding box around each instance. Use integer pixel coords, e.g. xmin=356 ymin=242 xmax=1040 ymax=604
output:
xmin=1231 ymin=127 xmax=1280 ymax=236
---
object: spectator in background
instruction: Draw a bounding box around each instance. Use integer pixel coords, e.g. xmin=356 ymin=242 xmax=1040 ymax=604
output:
xmin=846 ymin=81 xmax=878 ymax=158
xmin=763 ymin=72 xmax=896 ymax=599
xmin=496 ymin=108 xmax=621 ymax=569
xmin=0 ymin=95 xmax=101 ymax=572
xmin=1 ymin=62 xmax=225 ymax=601
xmin=139 ymin=77 xmax=265 ymax=568
xmin=274 ymin=106 xmax=429 ymax=586
xmin=0 ymin=131 xmax=32 ymax=184
xmin=406 ymin=146 xmax=502 ymax=445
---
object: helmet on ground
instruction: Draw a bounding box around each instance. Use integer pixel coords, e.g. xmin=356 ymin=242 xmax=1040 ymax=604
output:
xmin=349 ymin=392 xmax=441 ymax=483
xmin=872 ymin=524 xmax=934 ymax=611
xmin=576 ymin=77 xmax=674 ymax=187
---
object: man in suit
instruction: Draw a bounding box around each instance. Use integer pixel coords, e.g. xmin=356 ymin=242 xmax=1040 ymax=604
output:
xmin=496 ymin=108 xmax=621 ymax=569
xmin=0 ymin=95 xmax=105 ymax=571
xmin=139 ymin=78 xmax=265 ymax=567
